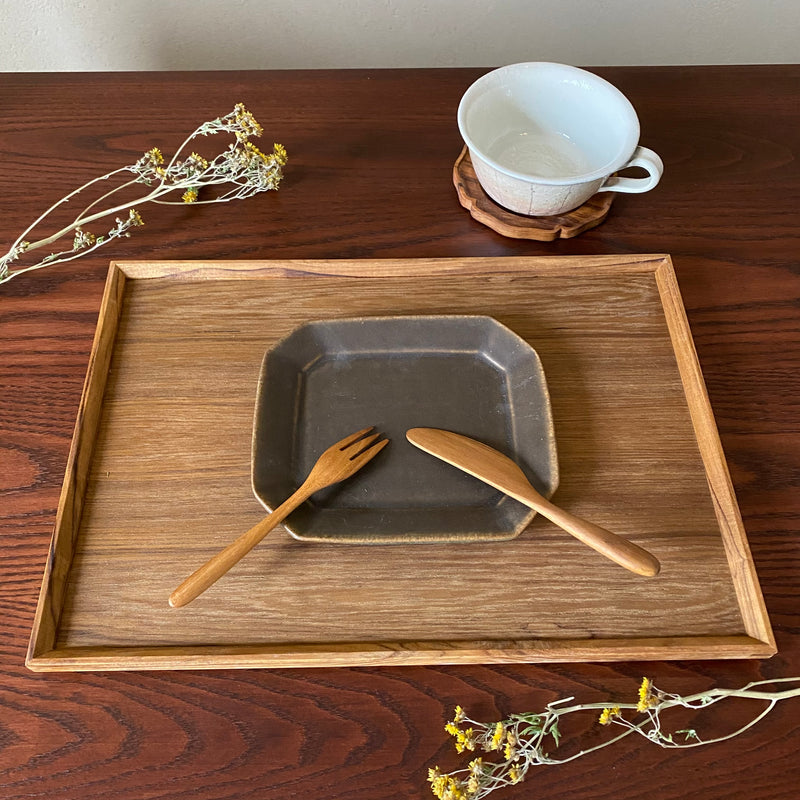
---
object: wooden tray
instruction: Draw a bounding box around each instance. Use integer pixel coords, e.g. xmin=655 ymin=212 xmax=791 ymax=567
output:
xmin=26 ymin=256 xmax=776 ymax=672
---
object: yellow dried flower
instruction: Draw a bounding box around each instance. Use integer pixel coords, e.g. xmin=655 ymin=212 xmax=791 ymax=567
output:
xmin=189 ymin=152 xmax=209 ymax=170
xmin=428 ymin=772 xmax=467 ymax=800
xmin=490 ymin=721 xmax=505 ymax=751
xmin=428 ymin=769 xmax=447 ymax=800
xmin=233 ymin=102 xmax=263 ymax=139
xmin=449 ymin=781 xmax=467 ymax=800
xmin=445 ymin=721 xmax=476 ymax=753
xmin=73 ymin=227 xmax=96 ymax=250
xmin=128 ymin=208 xmax=144 ymax=227
xmin=637 ymin=677 xmax=658 ymax=712
xmin=244 ymin=140 xmax=269 ymax=163
xmin=182 ymin=187 xmax=199 ymax=204
xmin=456 ymin=728 xmax=476 ymax=753
xmin=453 ymin=705 xmax=466 ymax=724
xmin=146 ymin=147 xmax=164 ymax=165
xmin=508 ymin=762 xmax=523 ymax=784
xmin=598 ymin=706 xmax=621 ymax=725
xmin=272 ymin=142 xmax=288 ymax=166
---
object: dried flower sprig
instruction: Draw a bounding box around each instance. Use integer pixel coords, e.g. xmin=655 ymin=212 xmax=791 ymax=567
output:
xmin=430 ymin=677 xmax=800 ymax=800
xmin=0 ymin=103 xmax=287 ymax=285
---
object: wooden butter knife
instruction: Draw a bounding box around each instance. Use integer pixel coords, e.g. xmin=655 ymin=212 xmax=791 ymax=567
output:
xmin=406 ymin=427 xmax=660 ymax=577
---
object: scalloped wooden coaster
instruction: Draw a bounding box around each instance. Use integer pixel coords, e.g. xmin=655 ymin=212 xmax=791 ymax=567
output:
xmin=453 ymin=147 xmax=615 ymax=240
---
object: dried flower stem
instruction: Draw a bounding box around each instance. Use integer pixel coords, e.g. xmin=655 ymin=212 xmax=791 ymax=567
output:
xmin=431 ymin=677 xmax=800 ymax=800
xmin=0 ymin=104 xmax=287 ymax=285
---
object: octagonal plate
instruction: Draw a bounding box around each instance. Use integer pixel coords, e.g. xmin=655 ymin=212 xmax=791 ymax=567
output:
xmin=252 ymin=315 xmax=558 ymax=542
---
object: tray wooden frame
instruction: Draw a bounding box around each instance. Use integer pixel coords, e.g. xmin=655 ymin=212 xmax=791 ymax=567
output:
xmin=27 ymin=256 xmax=776 ymax=671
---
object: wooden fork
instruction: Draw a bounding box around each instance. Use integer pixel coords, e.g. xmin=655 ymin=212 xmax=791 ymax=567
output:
xmin=169 ymin=427 xmax=388 ymax=608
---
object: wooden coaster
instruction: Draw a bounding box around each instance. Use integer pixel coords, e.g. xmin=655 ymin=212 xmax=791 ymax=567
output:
xmin=453 ymin=147 xmax=615 ymax=240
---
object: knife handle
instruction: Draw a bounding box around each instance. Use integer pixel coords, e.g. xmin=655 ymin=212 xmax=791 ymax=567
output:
xmin=517 ymin=489 xmax=661 ymax=577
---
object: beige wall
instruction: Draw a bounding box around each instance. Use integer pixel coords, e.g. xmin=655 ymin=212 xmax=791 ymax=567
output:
xmin=2 ymin=0 xmax=798 ymax=71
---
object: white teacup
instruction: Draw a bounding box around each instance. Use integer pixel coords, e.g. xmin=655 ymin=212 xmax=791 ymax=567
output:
xmin=457 ymin=62 xmax=663 ymax=216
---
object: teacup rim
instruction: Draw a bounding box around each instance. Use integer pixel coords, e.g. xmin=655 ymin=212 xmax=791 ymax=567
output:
xmin=457 ymin=61 xmax=641 ymax=186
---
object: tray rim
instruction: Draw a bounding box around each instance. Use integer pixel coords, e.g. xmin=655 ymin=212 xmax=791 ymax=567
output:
xmin=26 ymin=255 xmax=776 ymax=672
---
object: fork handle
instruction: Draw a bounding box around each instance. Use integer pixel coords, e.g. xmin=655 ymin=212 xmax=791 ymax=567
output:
xmin=517 ymin=489 xmax=661 ymax=577
xmin=169 ymin=486 xmax=313 ymax=608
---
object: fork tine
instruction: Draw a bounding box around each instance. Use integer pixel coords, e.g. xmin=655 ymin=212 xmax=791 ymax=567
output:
xmin=348 ymin=436 xmax=389 ymax=468
xmin=336 ymin=426 xmax=375 ymax=450
xmin=346 ymin=432 xmax=381 ymax=457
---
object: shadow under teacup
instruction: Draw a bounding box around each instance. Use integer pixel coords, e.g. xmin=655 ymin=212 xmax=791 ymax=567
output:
xmin=457 ymin=62 xmax=663 ymax=217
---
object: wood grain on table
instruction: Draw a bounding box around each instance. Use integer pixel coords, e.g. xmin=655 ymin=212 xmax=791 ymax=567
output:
xmin=1 ymin=67 xmax=799 ymax=800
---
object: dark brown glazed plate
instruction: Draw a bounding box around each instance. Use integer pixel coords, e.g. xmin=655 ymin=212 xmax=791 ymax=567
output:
xmin=251 ymin=315 xmax=558 ymax=542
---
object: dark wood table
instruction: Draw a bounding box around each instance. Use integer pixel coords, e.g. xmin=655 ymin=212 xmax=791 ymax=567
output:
xmin=1 ymin=67 xmax=798 ymax=799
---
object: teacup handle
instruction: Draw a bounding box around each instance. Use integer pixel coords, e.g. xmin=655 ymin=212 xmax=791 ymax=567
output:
xmin=598 ymin=146 xmax=664 ymax=194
